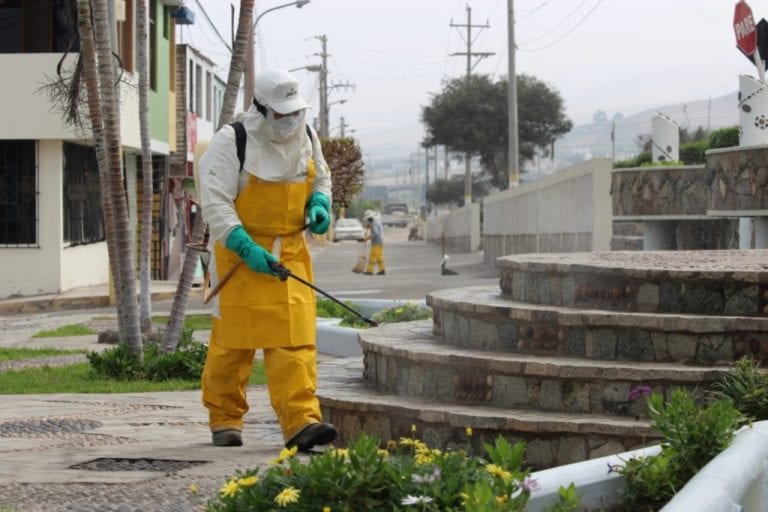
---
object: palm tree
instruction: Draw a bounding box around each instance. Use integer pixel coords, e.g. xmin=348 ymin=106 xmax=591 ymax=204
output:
xmin=92 ymin=0 xmax=143 ymax=357
xmin=75 ymin=0 xmax=122 ymax=319
xmin=136 ymin=0 xmax=154 ymax=333
xmin=161 ymin=0 xmax=255 ymax=352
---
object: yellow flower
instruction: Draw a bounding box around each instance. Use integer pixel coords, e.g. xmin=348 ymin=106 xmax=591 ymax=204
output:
xmin=484 ymin=463 xmax=513 ymax=482
xmin=323 ymin=508 xmax=332 ymax=512
xmin=275 ymin=486 xmax=301 ymax=507
xmin=219 ymin=480 xmax=239 ymax=498
xmin=377 ymin=448 xmax=390 ymax=458
xmin=270 ymin=445 xmax=299 ymax=465
xmin=386 ymin=440 xmax=398 ymax=451
xmin=237 ymin=476 xmax=258 ymax=487
xmin=411 ymin=424 xmax=417 ymax=434
xmin=188 ymin=484 xmax=198 ymax=494
xmin=465 ymin=427 xmax=473 ymax=438
xmin=399 ymin=437 xmax=420 ymax=447
xmin=496 ymin=495 xmax=509 ymax=504
xmin=332 ymin=448 xmax=349 ymax=459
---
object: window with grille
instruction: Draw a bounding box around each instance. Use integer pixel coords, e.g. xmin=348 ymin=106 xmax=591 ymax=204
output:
xmin=63 ymin=143 xmax=104 ymax=246
xmin=0 ymin=140 xmax=37 ymax=246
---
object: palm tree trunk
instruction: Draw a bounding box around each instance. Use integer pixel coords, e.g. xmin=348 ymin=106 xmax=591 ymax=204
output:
xmin=92 ymin=0 xmax=143 ymax=357
xmin=136 ymin=0 xmax=154 ymax=333
xmin=218 ymin=0 xmax=254 ymax=129
xmin=75 ymin=0 xmax=122 ymax=330
xmin=161 ymin=0 xmax=254 ymax=352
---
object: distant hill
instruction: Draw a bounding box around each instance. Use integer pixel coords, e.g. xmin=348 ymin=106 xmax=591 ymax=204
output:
xmin=551 ymin=92 xmax=738 ymax=170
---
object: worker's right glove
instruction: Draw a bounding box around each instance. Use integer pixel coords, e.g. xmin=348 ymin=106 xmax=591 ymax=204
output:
xmin=225 ymin=226 xmax=277 ymax=275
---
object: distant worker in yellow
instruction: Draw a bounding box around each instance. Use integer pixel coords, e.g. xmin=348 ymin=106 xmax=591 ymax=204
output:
xmin=198 ymin=69 xmax=337 ymax=451
xmin=363 ymin=210 xmax=386 ymax=275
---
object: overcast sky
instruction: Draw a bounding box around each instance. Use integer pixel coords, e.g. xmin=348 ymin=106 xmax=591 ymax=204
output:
xmin=179 ymin=0 xmax=760 ymax=161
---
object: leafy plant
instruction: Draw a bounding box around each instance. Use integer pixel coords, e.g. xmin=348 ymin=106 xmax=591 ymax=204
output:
xmin=615 ymin=389 xmax=745 ymax=510
xmin=206 ymin=432 xmax=542 ymax=512
xmin=712 ymin=357 xmax=768 ymax=421
xmin=316 ymin=300 xmax=432 ymax=329
xmin=545 ymin=483 xmax=581 ymax=512
xmin=32 ymin=324 xmax=96 ymax=338
xmin=708 ymin=125 xmax=739 ymax=149
xmin=87 ymin=327 xmax=208 ymax=381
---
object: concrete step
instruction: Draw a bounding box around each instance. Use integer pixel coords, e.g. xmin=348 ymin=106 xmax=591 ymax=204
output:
xmin=317 ymin=357 xmax=658 ymax=470
xmin=360 ymin=321 xmax=726 ymax=417
xmin=428 ymin=286 xmax=768 ymax=364
xmin=495 ymin=250 xmax=768 ymax=317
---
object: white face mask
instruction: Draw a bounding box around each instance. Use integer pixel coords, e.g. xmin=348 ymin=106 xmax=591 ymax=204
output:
xmin=269 ymin=110 xmax=303 ymax=139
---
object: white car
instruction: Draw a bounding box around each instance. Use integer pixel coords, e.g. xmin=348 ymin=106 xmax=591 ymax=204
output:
xmin=333 ymin=218 xmax=366 ymax=242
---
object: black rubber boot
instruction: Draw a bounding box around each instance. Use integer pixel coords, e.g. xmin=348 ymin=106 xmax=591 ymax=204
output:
xmin=212 ymin=429 xmax=243 ymax=447
xmin=286 ymin=423 xmax=338 ymax=452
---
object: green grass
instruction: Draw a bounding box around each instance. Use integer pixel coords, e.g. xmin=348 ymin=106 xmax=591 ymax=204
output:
xmin=152 ymin=314 xmax=213 ymax=331
xmin=0 ymin=347 xmax=86 ymax=362
xmin=0 ymin=361 xmax=266 ymax=394
xmin=32 ymin=324 xmax=96 ymax=338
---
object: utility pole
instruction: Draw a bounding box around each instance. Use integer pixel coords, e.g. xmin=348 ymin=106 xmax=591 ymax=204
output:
xmin=339 ymin=116 xmax=348 ymax=137
xmin=450 ymin=5 xmax=494 ymax=205
xmin=507 ymin=0 xmax=519 ymax=188
xmin=433 ymin=146 xmax=438 ymax=183
xmin=444 ymin=146 xmax=449 ymax=179
xmin=315 ymin=35 xmax=329 ymax=138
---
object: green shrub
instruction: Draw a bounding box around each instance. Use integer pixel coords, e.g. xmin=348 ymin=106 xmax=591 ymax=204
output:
xmin=87 ymin=327 xmax=207 ymax=381
xmin=613 ymin=151 xmax=652 ymax=169
xmin=708 ymin=125 xmax=739 ymax=149
xmin=316 ymin=299 xmax=432 ymax=329
xmin=206 ymin=432 xmax=556 ymax=512
xmin=679 ymin=140 xmax=708 ymax=165
xmin=616 ymin=389 xmax=744 ymax=510
xmin=712 ymin=357 xmax=768 ymax=420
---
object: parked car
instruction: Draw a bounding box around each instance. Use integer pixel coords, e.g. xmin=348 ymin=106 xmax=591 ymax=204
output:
xmin=333 ymin=218 xmax=366 ymax=242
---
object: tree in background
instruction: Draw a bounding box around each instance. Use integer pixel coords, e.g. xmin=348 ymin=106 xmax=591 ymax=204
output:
xmin=321 ymin=137 xmax=365 ymax=211
xmin=427 ymin=175 xmax=491 ymax=207
xmin=421 ymin=74 xmax=572 ymax=190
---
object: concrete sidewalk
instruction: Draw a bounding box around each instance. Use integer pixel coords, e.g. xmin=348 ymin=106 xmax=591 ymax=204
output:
xmin=0 ymin=283 xmax=345 ymax=512
xmin=0 ymin=324 xmax=354 ymax=512
xmin=0 ymin=238 xmax=498 ymax=510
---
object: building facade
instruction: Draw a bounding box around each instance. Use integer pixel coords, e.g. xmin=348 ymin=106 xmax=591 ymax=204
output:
xmin=0 ymin=0 xmax=179 ymax=297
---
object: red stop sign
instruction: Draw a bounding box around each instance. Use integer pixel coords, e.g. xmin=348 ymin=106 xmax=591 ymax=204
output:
xmin=735 ymin=0 xmax=757 ymax=55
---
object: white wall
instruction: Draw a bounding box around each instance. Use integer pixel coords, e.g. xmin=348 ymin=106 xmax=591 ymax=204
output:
xmin=60 ymin=243 xmax=109 ymax=291
xmin=483 ymin=158 xmax=613 ymax=260
xmin=0 ymin=54 xmax=140 ymax=149
xmin=0 ymin=140 xmax=63 ymax=297
xmin=425 ymin=204 xmax=481 ymax=252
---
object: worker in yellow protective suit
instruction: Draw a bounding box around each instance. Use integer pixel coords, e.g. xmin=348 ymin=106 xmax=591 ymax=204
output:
xmin=198 ymin=69 xmax=336 ymax=451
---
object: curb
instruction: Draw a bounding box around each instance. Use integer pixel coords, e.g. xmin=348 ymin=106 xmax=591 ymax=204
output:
xmin=0 ymin=289 xmax=203 ymax=316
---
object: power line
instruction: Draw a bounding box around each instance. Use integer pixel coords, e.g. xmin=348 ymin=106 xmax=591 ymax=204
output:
xmin=192 ymin=0 xmax=232 ymax=53
xmin=519 ymin=0 xmax=604 ymax=52
xmin=519 ymin=0 xmax=590 ymax=44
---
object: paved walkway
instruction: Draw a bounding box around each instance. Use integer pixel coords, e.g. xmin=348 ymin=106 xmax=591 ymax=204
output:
xmin=0 ymin=287 xmax=350 ymax=512
xmin=0 ymin=238 xmax=498 ymax=510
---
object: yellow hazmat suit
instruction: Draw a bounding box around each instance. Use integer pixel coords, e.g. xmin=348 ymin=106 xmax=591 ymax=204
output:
xmin=199 ymin=70 xmax=333 ymax=447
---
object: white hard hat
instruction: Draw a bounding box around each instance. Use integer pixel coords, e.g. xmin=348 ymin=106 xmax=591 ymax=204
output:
xmin=253 ymin=69 xmax=309 ymax=114
xmin=363 ymin=210 xmax=375 ymax=220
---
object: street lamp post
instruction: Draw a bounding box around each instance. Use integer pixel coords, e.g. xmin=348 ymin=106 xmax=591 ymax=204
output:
xmin=243 ymin=0 xmax=311 ymax=111
xmin=326 ymin=99 xmax=346 ymax=136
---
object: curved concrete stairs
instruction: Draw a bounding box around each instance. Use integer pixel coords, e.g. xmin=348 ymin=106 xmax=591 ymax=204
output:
xmin=317 ymin=250 xmax=768 ymax=469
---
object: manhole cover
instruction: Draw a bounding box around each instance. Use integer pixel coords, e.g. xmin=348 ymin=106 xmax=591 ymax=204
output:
xmin=70 ymin=457 xmax=208 ymax=472
xmin=0 ymin=418 xmax=102 ymax=437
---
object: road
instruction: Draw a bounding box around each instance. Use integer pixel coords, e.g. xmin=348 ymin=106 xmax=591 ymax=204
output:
xmin=311 ymin=226 xmax=499 ymax=301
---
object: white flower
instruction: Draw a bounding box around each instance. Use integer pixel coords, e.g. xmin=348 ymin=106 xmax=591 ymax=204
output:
xmin=401 ymin=494 xmax=434 ymax=506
